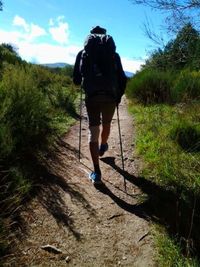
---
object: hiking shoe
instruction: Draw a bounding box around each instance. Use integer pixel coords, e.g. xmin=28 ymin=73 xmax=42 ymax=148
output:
xmin=89 ymin=172 xmax=102 ymax=184
xmin=99 ymin=143 xmax=108 ymax=156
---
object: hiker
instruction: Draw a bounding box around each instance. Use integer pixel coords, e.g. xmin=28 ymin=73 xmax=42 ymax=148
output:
xmin=73 ymin=26 xmax=127 ymax=184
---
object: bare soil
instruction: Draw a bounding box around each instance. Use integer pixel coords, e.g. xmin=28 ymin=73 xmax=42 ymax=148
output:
xmin=4 ymin=97 xmax=156 ymax=267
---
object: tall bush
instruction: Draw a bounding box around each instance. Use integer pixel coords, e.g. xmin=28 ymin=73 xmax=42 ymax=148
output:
xmin=0 ymin=64 xmax=57 ymax=157
xmin=172 ymin=70 xmax=200 ymax=102
xmin=126 ymin=69 xmax=174 ymax=104
xmin=0 ymin=63 xmax=77 ymax=158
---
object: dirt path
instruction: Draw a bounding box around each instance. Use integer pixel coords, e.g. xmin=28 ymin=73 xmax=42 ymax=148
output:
xmin=5 ymin=97 xmax=156 ymax=267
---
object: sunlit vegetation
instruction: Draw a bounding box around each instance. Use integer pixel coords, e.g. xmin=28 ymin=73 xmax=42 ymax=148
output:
xmin=0 ymin=43 xmax=78 ymax=258
xmin=126 ymin=23 xmax=200 ymax=265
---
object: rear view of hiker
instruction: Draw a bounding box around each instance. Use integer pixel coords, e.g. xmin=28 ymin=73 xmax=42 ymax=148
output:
xmin=73 ymin=26 xmax=127 ymax=184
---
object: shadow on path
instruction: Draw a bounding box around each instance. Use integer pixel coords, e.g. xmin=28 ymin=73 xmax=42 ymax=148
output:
xmin=99 ymin=157 xmax=177 ymax=227
xmin=99 ymin=156 xmax=200 ymax=256
xmin=21 ymin=156 xmax=97 ymax=241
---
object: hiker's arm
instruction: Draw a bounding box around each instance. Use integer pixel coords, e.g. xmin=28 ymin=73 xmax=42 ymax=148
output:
xmin=73 ymin=51 xmax=82 ymax=86
xmin=116 ymin=53 xmax=127 ymax=103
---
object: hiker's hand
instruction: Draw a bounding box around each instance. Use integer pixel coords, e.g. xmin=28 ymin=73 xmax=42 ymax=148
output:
xmin=116 ymin=96 xmax=122 ymax=105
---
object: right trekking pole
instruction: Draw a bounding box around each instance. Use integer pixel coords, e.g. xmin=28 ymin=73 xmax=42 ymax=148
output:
xmin=78 ymin=85 xmax=83 ymax=161
xmin=116 ymin=104 xmax=126 ymax=191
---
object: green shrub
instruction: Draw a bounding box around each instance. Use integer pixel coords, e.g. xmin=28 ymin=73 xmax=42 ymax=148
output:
xmin=47 ymin=82 xmax=77 ymax=114
xmin=172 ymin=70 xmax=200 ymax=102
xmin=0 ymin=123 xmax=14 ymax=159
xmin=30 ymin=65 xmax=77 ymax=117
xmin=0 ymin=168 xmax=31 ymax=260
xmin=171 ymin=123 xmax=200 ymax=152
xmin=0 ymin=65 xmax=57 ymax=156
xmin=0 ymin=64 xmax=76 ymax=158
xmin=126 ymin=69 xmax=173 ymax=104
xmin=129 ymin=102 xmax=200 ymax=193
xmin=0 ymin=221 xmax=9 ymax=257
xmin=155 ymin=226 xmax=200 ymax=267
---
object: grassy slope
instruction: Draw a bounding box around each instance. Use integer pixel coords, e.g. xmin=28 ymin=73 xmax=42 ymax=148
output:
xmin=128 ymin=100 xmax=200 ymax=266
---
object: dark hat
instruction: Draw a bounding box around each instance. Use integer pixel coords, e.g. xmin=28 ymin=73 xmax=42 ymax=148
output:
xmin=90 ymin=26 xmax=106 ymax=34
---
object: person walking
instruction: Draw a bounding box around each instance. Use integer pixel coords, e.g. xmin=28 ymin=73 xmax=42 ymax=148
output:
xmin=73 ymin=26 xmax=127 ymax=184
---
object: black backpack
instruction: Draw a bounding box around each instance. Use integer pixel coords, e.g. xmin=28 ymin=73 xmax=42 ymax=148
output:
xmin=80 ymin=33 xmax=118 ymax=98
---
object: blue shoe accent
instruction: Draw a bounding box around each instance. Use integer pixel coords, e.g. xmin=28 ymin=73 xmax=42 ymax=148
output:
xmin=89 ymin=172 xmax=102 ymax=184
xmin=99 ymin=143 xmax=108 ymax=156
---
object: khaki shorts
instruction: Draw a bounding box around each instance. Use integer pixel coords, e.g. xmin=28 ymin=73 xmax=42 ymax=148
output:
xmin=85 ymin=95 xmax=116 ymax=126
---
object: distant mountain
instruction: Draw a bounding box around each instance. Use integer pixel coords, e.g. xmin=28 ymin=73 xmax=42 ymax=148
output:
xmin=42 ymin=62 xmax=71 ymax=68
xmin=125 ymin=71 xmax=134 ymax=78
xmin=42 ymin=63 xmax=134 ymax=78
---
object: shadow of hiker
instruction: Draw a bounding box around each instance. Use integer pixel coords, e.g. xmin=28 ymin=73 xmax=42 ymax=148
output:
xmin=100 ymin=157 xmax=186 ymax=237
xmin=94 ymin=182 xmax=149 ymax=220
xmin=99 ymin=156 xmax=200 ymax=256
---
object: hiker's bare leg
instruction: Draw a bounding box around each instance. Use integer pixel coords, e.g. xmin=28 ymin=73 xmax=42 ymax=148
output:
xmin=101 ymin=123 xmax=111 ymax=144
xmin=89 ymin=141 xmax=99 ymax=165
xmin=88 ymin=126 xmax=101 ymax=173
xmin=101 ymin=101 xmax=116 ymax=145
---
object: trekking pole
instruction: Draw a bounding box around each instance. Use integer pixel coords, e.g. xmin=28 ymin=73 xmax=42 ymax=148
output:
xmin=78 ymin=85 xmax=83 ymax=161
xmin=116 ymin=104 xmax=126 ymax=191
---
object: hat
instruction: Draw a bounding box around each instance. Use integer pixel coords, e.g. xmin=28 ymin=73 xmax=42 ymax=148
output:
xmin=90 ymin=26 xmax=107 ymax=34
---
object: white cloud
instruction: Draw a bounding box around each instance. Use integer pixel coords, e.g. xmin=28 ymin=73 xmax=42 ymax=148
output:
xmin=29 ymin=24 xmax=46 ymax=40
xmin=121 ymin=57 xmax=144 ymax=73
xmin=13 ymin=15 xmax=29 ymax=32
xmin=49 ymin=18 xmax=54 ymax=26
xmin=0 ymin=29 xmax=24 ymax=43
xmin=49 ymin=16 xmax=69 ymax=44
xmin=0 ymin=15 xmax=75 ymax=64
xmin=57 ymin=16 xmax=65 ymax=22
xmin=12 ymin=15 xmax=46 ymax=42
xmin=17 ymin=42 xmax=81 ymax=65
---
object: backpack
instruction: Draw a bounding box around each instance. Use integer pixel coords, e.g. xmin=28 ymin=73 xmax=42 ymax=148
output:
xmin=80 ymin=33 xmax=119 ymax=98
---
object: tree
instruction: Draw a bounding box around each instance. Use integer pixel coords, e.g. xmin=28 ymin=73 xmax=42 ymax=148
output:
xmin=144 ymin=23 xmax=200 ymax=70
xmin=130 ymin=0 xmax=200 ymax=62
xmin=0 ymin=43 xmax=22 ymax=65
xmin=167 ymin=23 xmax=199 ymax=68
xmin=130 ymin=0 xmax=200 ymax=32
xmin=131 ymin=0 xmax=200 ymax=12
xmin=145 ymin=48 xmax=169 ymax=70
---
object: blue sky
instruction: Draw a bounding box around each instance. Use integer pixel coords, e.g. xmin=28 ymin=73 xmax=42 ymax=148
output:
xmin=0 ymin=0 xmax=166 ymax=72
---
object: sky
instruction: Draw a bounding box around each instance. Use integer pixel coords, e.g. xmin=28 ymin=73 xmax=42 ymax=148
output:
xmin=0 ymin=0 xmax=166 ymax=72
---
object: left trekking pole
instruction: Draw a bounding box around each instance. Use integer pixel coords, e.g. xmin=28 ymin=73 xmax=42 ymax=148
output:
xmin=116 ymin=104 xmax=126 ymax=191
xmin=78 ymin=85 xmax=83 ymax=161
